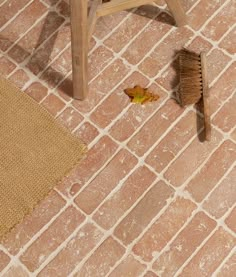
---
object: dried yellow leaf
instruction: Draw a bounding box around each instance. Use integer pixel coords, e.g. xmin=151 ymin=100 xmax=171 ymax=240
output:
xmin=124 ymin=85 xmax=159 ymax=105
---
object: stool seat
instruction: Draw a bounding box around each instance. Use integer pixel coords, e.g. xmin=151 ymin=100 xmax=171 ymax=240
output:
xmin=70 ymin=0 xmax=187 ymax=100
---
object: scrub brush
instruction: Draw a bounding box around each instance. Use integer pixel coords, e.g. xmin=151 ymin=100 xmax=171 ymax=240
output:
xmin=178 ymin=49 xmax=211 ymax=141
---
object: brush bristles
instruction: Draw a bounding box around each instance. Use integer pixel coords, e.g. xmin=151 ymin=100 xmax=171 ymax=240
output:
xmin=178 ymin=49 xmax=203 ymax=106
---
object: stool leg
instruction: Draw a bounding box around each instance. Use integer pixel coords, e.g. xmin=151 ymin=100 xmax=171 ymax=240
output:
xmin=88 ymin=0 xmax=102 ymax=41
xmin=70 ymin=0 xmax=88 ymax=100
xmin=165 ymin=0 xmax=187 ymax=27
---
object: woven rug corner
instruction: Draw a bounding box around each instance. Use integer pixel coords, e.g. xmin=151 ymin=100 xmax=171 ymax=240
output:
xmin=0 ymin=78 xmax=86 ymax=240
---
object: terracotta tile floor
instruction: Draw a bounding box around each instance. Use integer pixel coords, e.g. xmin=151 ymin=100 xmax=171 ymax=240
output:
xmin=0 ymin=0 xmax=236 ymax=276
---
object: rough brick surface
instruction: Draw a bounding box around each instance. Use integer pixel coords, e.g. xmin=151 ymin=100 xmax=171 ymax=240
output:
xmin=0 ymin=1 xmax=235 ymax=275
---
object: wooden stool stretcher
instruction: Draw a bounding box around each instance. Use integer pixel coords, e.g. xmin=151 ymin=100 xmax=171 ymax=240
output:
xmin=70 ymin=0 xmax=187 ymax=100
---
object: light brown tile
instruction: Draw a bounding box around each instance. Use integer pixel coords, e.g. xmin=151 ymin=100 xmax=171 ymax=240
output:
xmin=139 ymin=27 xmax=193 ymax=78
xmin=152 ymin=212 xmax=216 ymax=276
xmin=0 ymin=250 xmax=10 ymax=272
xmin=72 ymin=59 xmax=130 ymax=114
xmin=186 ymin=140 xmax=236 ymax=202
xmin=219 ymin=26 xmax=236 ymax=55
xmin=74 ymin=237 xmax=125 ymax=277
xmin=0 ymin=0 xmax=32 ymax=29
xmin=3 ymin=265 xmax=29 ymax=277
xmin=213 ymin=95 xmax=236 ymax=133
xmin=128 ymin=99 xmax=183 ymax=157
xmin=133 ymin=197 xmax=196 ymax=262
xmin=225 ymin=207 xmax=236 ymax=233
xmin=110 ymin=83 xmax=167 ymax=142
xmin=9 ymin=69 xmax=29 ymax=89
xmin=188 ymin=0 xmax=222 ymax=30
xmin=56 ymin=107 xmax=84 ymax=131
xmin=179 ymin=228 xmax=236 ymax=276
xmin=203 ymin=166 xmax=236 ymax=218
xmin=2 ymin=190 xmax=65 ymax=255
xmin=217 ymin=253 xmax=236 ymax=277
xmin=93 ymin=166 xmax=156 ymax=229
xmin=24 ymin=82 xmax=48 ymax=102
xmin=146 ymin=111 xmax=202 ymax=173
xmin=38 ymin=223 xmax=103 ymax=277
xmin=73 ymin=121 xmax=99 ymax=145
xmin=20 ymin=206 xmax=85 ymax=272
xmin=0 ymin=0 xmax=47 ymax=51
xmin=41 ymin=94 xmax=66 ymax=116
xmin=56 ymin=136 xmax=118 ymax=198
xmin=75 ymin=149 xmax=138 ymax=215
xmin=122 ymin=12 xmax=175 ymax=65
xmin=8 ymin=12 xmax=64 ymax=63
xmin=114 ymin=181 xmax=174 ymax=245
xmin=0 ymin=56 xmax=16 ymax=77
xmin=90 ymin=72 xmax=148 ymax=128
xmin=202 ymin=0 xmax=235 ymax=41
xmin=164 ymin=128 xmax=223 ymax=187
xmin=109 ymin=255 xmax=146 ymax=277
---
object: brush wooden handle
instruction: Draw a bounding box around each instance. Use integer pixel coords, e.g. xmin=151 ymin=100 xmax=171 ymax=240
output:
xmin=201 ymin=52 xmax=211 ymax=141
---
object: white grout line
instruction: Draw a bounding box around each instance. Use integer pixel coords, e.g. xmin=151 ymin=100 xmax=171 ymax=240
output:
xmin=145 ymin=196 xmax=236 ymax=276
xmin=39 ymin=0 xmax=50 ymax=7
xmin=216 ymin=26 xmax=236 ymax=60
xmin=78 ymin=17 xmax=235 ymax=122
xmin=19 ymin=8 xmax=134 ymax=108
xmin=58 ymin=6 xmax=168 ymax=115
xmin=174 ymin=226 xmax=219 ymax=276
xmin=33 ymin=218 xmax=97 ymax=276
xmin=2 ymin=33 xmax=232 ymax=277
xmin=101 ymin=51 xmax=233 ymax=179
xmin=176 ymin=206 xmax=236 ymax=277
xmin=118 ymin=151 xmax=234 ymax=275
xmin=158 ymin=80 xmax=235 ymax=179
xmin=31 ymin=17 xmax=236 ymax=274
xmin=187 ymin=24 xmax=236 ymax=61
xmin=0 ymin=147 xmax=125 ymax=274
xmin=213 ymin=246 xmax=236 ymax=277
xmin=33 ymin=36 xmax=101 ymax=106
xmin=5 ymin=9 xmax=54 ymax=55
xmin=61 ymin=115 xmax=230 ymax=274
xmin=58 ymin=7 xmax=166 ymax=115
xmin=198 ymin=161 xmax=236 ymax=210
xmin=68 ymin=175 xmax=162 ymax=276
xmin=92 ymin=0 xmax=235 ymax=144
xmin=102 ymin=92 xmax=236 ymax=275
xmin=174 ymin=184 xmax=236 ymax=275
xmin=1 ymin=0 xmax=235 ymax=274
xmin=3 ymin=21 xmax=72 ymax=90
xmin=34 ymin=28 xmax=236 ymax=277
xmin=0 ymin=0 xmax=36 ymax=32
xmin=215 ymin=203 xmax=236 ymax=238
xmin=104 ymin=237 xmax=146 ymax=277
xmin=35 ymin=192 xmax=127 ymax=276
xmin=0 ymin=0 xmax=9 ymax=7
xmin=85 ymin=28 xmax=175 ymax=116
xmin=0 ymin=249 xmax=32 ymax=276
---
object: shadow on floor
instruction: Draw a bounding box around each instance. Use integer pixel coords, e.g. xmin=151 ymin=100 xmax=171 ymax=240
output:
xmin=2 ymin=8 xmax=74 ymax=98
xmin=2 ymin=1 xmax=179 ymax=99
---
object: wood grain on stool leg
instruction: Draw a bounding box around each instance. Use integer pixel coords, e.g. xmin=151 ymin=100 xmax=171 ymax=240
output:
xmin=165 ymin=0 xmax=187 ymax=27
xmin=97 ymin=0 xmax=154 ymax=17
xmin=88 ymin=0 xmax=102 ymax=42
xmin=70 ymin=0 xmax=88 ymax=100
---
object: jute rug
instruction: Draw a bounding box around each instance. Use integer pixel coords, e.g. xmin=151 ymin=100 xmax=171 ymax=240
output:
xmin=0 ymin=78 xmax=86 ymax=240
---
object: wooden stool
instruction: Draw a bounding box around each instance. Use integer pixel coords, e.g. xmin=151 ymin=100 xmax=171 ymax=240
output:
xmin=70 ymin=0 xmax=187 ymax=100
